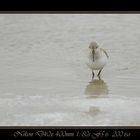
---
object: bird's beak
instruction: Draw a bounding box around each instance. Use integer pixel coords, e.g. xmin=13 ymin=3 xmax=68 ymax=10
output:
xmin=92 ymin=49 xmax=95 ymax=61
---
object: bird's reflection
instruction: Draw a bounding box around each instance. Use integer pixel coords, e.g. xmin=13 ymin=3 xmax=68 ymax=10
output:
xmin=84 ymin=78 xmax=108 ymax=116
xmin=85 ymin=78 xmax=108 ymax=99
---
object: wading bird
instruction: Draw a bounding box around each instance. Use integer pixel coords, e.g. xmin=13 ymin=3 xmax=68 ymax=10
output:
xmin=87 ymin=41 xmax=109 ymax=79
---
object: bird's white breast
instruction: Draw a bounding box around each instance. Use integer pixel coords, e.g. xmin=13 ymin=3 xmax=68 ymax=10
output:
xmin=87 ymin=48 xmax=108 ymax=70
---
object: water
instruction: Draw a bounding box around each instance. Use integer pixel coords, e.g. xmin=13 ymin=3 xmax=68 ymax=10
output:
xmin=0 ymin=14 xmax=140 ymax=126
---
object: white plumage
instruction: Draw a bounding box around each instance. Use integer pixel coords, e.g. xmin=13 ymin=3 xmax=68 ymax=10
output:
xmin=87 ymin=48 xmax=108 ymax=70
xmin=87 ymin=41 xmax=109 ymax=79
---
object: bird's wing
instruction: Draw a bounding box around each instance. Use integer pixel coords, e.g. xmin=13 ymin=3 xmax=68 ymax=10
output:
xmin=101 ymin=48 xmax=109 ymax=58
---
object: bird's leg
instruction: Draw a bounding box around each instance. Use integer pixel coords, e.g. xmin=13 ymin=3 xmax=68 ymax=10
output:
xmin=98 ymin=75 xmax=101 ymax=80
xmin=92 ymin=71 xmax=94 ymax=80
xmin=97 ymin=68 xmax=103 ymax=77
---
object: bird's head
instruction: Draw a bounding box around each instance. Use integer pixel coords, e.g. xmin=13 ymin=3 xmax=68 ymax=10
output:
xmin=89 ymin=41 xmax=99 ymax=50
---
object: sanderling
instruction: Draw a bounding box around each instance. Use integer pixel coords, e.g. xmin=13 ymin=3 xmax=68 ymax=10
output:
xmin=87 ymin=41 xmax=109 ymax=79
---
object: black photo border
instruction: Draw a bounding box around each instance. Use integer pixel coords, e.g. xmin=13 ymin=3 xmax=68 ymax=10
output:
xmin=0 ymin=6 xmax=140 ymax=139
